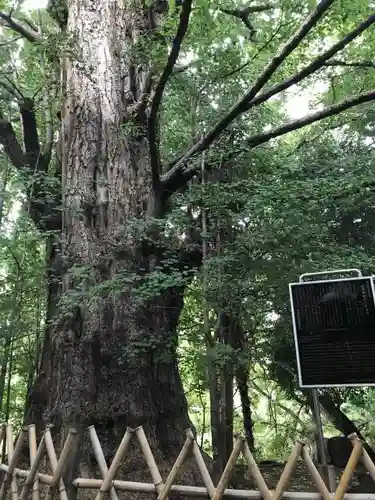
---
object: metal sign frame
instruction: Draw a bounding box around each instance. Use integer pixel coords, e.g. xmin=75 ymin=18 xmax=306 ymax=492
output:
xmin=289 ymin=270 xmax=375 ymax=388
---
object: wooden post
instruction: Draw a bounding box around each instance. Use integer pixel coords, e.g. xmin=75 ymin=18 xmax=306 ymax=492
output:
xmin=88 ymin=426 xmax=119 ymax=500
xmin=94 ymin=427 xmax=134 ymax=500
xmin=20 ymin=435 xmax=46 ymax=500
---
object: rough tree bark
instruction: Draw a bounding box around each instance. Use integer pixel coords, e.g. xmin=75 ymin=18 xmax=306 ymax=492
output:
xmin=24 ymin=0 xmax=199 ymax=473
xmin=0 ymin=0 xmax=375 ymax=487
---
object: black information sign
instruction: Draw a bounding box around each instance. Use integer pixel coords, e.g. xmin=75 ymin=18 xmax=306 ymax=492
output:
xmin=289 ymin=277 xmax=375 ymax=387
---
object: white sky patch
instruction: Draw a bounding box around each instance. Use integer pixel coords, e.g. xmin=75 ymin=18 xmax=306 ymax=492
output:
xmin=22 ymin=0 xmax=47 ymax=10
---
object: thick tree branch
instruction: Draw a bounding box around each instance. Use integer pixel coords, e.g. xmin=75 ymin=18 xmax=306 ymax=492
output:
xmin=246 ymin=90 xmax=375 ymax=148
xmin=19 ymin=98 xmax=41 ymax=158
xmin=243 ymin=12 xmax=375 ymax=112
xmin=161 ymin=8 xmax=375 ymax=195
xmin=165 ymin=90 xmax=375 ymax=191
xmin=161 ymin=0 xmax=334 ymax=193
xmin=0 ymin=11 xmax=40 ymax=42
xmin=0 ymin=77 xmax=23 ymax=100
xmin=0 ymin=108 xmax=57 ymax=231
xmin=148 ymin=0 xmax=192 ymax=187
xmin=0 ymin=113 xmax=27 ymax=169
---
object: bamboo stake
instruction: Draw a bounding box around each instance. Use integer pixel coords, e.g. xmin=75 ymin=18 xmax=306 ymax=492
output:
xmin=88 ymin=426 xmax=119 ymax=500
xmin=334 ymin=439 xmax=363 ymax=500
xmin=213 ymin=438 xmax=244 ymax=500
xmin=20 ymin=435 xmax=47 ymax=500
xmin=94 ymin=427 xmax=134 ymax=500
xmin=242 ymin=440 xmax=272 ymax=500
xmin=136 ymin=426 xmax=164 ymax=495
xmin=0 ymin=425 xmax=26 ymax=500
xmin=349 ymin=433 xmax=375 ymax=484
xmin=45 ymin=429 xmax=77 ymax=500
xmin=273 ymin=441 xmax=303 ymax=500
xmin=0 ymin=464 xmax=52 ymax=485
xmin=28 ymin=425 xmax=40 ymax=500
xmin=192 ymin=438 xmax=215 ymax=498
xmin=157 ymin=431 xmax=194 ymax=500
xmin=301 ymin=447 xmax=331 ymax=500
xmin=44 ymin=427 xmax=69 ymax=500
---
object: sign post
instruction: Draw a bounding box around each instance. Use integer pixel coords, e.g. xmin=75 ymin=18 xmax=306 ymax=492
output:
xmin=289 ymin=269 xmax=375 ymax=491
xmin=311 ymin=389 xmax=336 ymax=491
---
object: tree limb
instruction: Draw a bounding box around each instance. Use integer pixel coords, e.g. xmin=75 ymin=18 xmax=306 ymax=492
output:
xmin=148 ymin=0 xmax=192 ymax=188
xmin=0 ymin=35 xmax=23 ymax=46
xmin=0 ymin=113 xmax=27 ymax=169
xmin=0 ymin=11 xmax=40 ymax=42
xmin=243 ymin=12 xmax=375 ymax=112
xmin=324 ymin=59 xmax=375 ymax=69
xmin=165 ymin=90 xmax=375 ymax=190
xmin=246 ymin=89 xmax=375 ymax=148
xmin=0 ymin=76 xmax=23 ymax=100
xmin=19 ymin=98 xmax=41 ymax=158
xmin=161 ymin=0 xmax=334 ymax=193
xmin=219 ymin=4 xmax=274 ymax=40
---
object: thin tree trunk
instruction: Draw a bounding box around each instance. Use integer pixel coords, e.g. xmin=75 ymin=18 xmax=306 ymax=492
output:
xmin=0 ymin=156 xmax=10 ymax=227
xmin=0 ymin=334 xmax=11 ymax=415
xmin=237 ymin=366 xmax=254 ymax=451
xmin=201 ymin=139 xmax=221 ymax=472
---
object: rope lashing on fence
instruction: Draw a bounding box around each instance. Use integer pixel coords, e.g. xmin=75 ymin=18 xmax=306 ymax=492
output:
xmin=0 ymin=423 xmax=373 ymax=500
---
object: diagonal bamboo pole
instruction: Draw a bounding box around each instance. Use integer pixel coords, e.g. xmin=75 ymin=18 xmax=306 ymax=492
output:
xmin=45 ymin=429 xmax=78 ymax=500
xmin=213 ymin=437 xmax=244 ymax=500
xmin=44 ymin=427 xmax=69 ymax=500
xmin=242 ymin=440 xmax=272 ymax=500
xmin=301 ymin=446 xmax=331 ymax=500
xmin=157 ymin=430 xmax=194 ymax=500
xmin=273 ymin=441 xmax=304 ymax=500
xmin=28 ymin=425 xmax=40 ymax=500
xmin=0 ymin=425 xmax=26 ymax=500
xmin=88 ymin=426 xmax=119 ymax=500
xmin=94 ymin=427 xmax=134 ymax=500
xmin=334 ymin=439 xmax=363 ymax=500
xmin=136 ymin=426 xmax=165 ymax=495
xmin=192 ymin=437 xmax=215 ymax=498
xmin=348 ymin=433 xmax=375 ymax=484
xmin=20 ymin=435 xmax=46 ymax=500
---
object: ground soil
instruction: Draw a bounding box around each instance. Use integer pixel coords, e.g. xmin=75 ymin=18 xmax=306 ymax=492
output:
xmin=232 ymin=461 xmax=375 ymax=493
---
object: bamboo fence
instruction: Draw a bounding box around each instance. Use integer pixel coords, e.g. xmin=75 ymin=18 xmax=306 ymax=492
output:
xmin=0 ymin=423 xmax=374 ymax=500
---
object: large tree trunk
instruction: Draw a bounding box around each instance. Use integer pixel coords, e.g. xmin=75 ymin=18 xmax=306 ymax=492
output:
xmin=26 ymin=0 xmax=195 ymax=480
